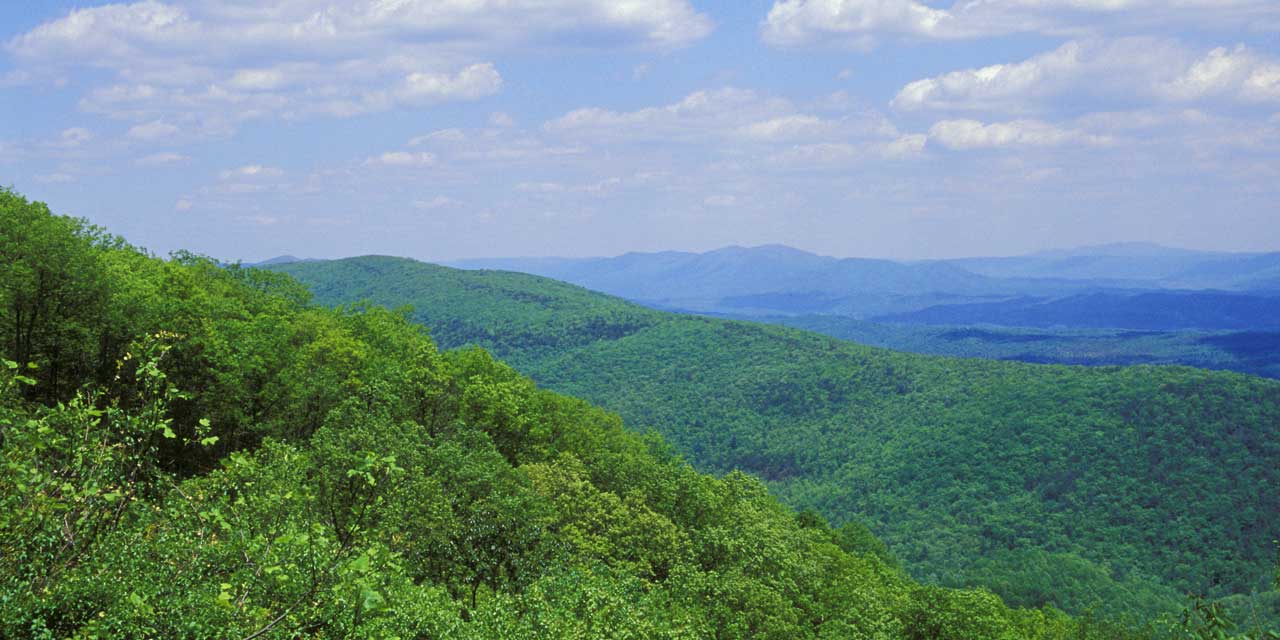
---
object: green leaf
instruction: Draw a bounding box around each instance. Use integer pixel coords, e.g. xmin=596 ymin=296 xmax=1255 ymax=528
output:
xmin=361 ymin=586 xmax=385 ymax=612
xmin=350 ymin=554 xmax=371 ymax=574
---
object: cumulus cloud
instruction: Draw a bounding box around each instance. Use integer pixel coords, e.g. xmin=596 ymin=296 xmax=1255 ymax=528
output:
xmin=546 ymin=87 xmax=898 ymax=147
xmin=893 ymin=39 xmax=1280 ymax=113
xmin=762 ymin=0 xmax=1280 ymax=49
xmin=364 ymin=151 xmax=437 ymax=168
xmin=135 ymin=151 xmax=190 ymax=166
xmin=409 ymin=129 xmax=468 ymax=147
xmin=737 ymin=115 xmax=838 ymax=142
xmin=1163 ymin=45 xmax=1280 ymax=103
xmin=413 ymin=196 xmax=461 ymax=209
xmin=883 ymin=133 xmax=928 ymax=157
xmin=127 ymin=120 xmax=180 ymax=140
xmin=545 ymin=88 xmax=790 ymax=141
xmin=768 ymin=133 xmax=928 ymax=167
xmin=219 ymin=165 xmax=284 ymax=180
xmin=540 ymin=86 xmax=917 ymax=175
xmin=928 ymin=119 xmax=1111 ymax=149
xmin=395 ymin=64 xmax=503 ymax=107
xmin=6 ymin=0 xmax=711 ymax=128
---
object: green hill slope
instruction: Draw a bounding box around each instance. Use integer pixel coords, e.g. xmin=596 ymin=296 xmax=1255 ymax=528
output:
xmin=2 ymin=187 xmax=1170 ymax=638
xmin=274 ymin=255 xmax=1280 ymax=624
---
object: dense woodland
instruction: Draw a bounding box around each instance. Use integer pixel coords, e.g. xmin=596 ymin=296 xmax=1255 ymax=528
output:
xmin=720 ymin=317 xmax=1280 ymax=381
xmin=2 ymin=188 xmax=1277 ymax=638
xmin=275 ymin=255 xmax=1280 ymax=631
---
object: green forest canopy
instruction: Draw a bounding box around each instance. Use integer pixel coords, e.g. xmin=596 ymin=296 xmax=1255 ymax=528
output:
xmin=273 ymin=255 xmax=1280 ymax=626
xmin=1 ymin=188 xmax=1275 ymax=638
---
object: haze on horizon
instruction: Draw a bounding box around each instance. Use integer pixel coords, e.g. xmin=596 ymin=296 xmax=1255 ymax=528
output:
xmin=2 ymin=1 xmax=1279 ymax=263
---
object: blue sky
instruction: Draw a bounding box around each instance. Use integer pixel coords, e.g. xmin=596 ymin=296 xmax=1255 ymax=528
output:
xmin=2 ymin=1 xmax=1278 ymax=261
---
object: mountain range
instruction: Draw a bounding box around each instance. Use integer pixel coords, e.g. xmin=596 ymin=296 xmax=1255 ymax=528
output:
xmin=448 ymin=243 xmax=1280 ymax=327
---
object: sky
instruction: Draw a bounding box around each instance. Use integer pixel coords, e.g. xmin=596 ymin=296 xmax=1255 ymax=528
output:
xmin=1 ymin=1 xmax=1278 ymax=262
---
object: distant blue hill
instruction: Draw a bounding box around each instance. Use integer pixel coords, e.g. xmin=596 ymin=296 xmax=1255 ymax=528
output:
xmin=450 ymin=245 xmax=1120 ymax=318
xmin=944 ymin=244 xmax=1280 ymax=290
xmin=247 ymin=255 xmax=323 ymax=267
xmin=452 ymin=243 xmax=1280 ymax=321
xmin=877 ymin=291 xmax=1280 ymax=331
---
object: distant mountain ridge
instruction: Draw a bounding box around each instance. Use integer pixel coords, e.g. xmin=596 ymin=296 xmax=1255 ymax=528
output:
xmin=449 ymin=243 xmax=1280 ymax=327
xmin=247 ymin=255 xmax=323 ymax=267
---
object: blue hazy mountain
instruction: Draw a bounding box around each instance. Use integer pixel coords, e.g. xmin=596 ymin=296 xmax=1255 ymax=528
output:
xmin=247 ymin=255 xmax=323 ymax=267
xmin=945 ymin=243 xmax=1280 ymax=290
xmin=876 ymin=291 xmax=1280 ymax=331
xmin=450 ymin=245 xmax=1116 ymax=318
xmin=450 ymin=243 xmax=1280 ymax=322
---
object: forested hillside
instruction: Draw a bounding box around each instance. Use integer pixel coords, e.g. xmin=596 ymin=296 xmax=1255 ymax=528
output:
xmin=2 ymin=195 xmax=1213 ymax=636
xmin=735 ymin=316 xmax=1280 ymax=380
xmin=878 ymin=292 xmax=1280 ymax=331
xmin=276 ymin=255 xmax=1280 ymax=627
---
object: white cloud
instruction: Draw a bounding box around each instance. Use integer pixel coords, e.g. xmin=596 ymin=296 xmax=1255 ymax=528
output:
xmin=545 ymin=87 xmax=902 ymax=149
xmin=1163 ymin=45 xmax=1280 ymax=103
xmin=51 ymin=127 xmax=94 ymax=148
xmin=884 ymin=133 xmax=928 ymax=157
xmin=5 ymin=1 xmax=712 ymax=128
xmin=127 ymin=120 xmax=180 ymax=140
xmin=364 ymin=151 xmax=437 ymax=167
xmin=174 ymin=198 xmax=193 ymax=211
xmin=135 ymin=151 xmax=190 ymax=166
xmin=769 ymin=143 xmax=863 ymax=166
xmin=228 ymin=69 xmax=287 ymax=92
xmin=454 ymin=137 xmax=588 ymax=164
xmin=489 ymin=112 xmax=516 ymax=128
xmin=540 ymin=87 xmax=913 ymax=175
xmin=928 ymin=119 xmax=1111 ymax=149
xmin=768 ymin=133 xmax=927 ymax=167
xmin=545 ymin=88 xmax=788 ymax=141
xmin=220 ymin=165 xmax=284 ymax=179
xmin=409 ymin=129 xmax=468 ymax=147
xmin=704 ymin=194 xmax=738 ymax=207
xmin=394 ymin=64 xmax=502 ymax=108
xmin=893 ymin=39 xmax=1280 ymax=113
xmin=8 ymin=1 xmax=712 ymax=61
xmin=737 ymin=115 xmax=837 ymax=142
xmin=762 ymin=0 xmax=1280 ymax=49
xmin=413 ymin=196 xmax=461 ymax=209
